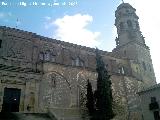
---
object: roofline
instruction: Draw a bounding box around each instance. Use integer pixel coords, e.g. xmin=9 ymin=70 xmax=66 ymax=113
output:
xmin=138 ymin=83 xmax=160 ymax=95
xmin=0 ymin=26 xmax=108 ymax=55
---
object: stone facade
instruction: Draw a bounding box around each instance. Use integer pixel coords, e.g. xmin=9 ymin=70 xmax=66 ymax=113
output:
xmin=138 ymin=84 xmax=160 ymax=120
xmin=0 ymin=3 xmax=157 ymax=120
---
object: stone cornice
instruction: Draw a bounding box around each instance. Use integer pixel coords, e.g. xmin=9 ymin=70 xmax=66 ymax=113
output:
xmin=114 ymin=40 xmax=149 ymax=50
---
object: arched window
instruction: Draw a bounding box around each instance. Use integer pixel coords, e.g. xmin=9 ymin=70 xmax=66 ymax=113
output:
xmin=72 ymin=59 xmax=75 ymax=66
xmin=118 ymin=68 xmax=121 ymax=74
xmin=51 ymin=54 xmax=56 ymax=62
xmin=142 ymin=62 xmax=146 ymax=70
xmin=44 ymin=51 xmax=50 ymax=61
xmin=124 ymin=50 xmax=126 ymax=56
xmin=121 ymin=66 xmax=125 ymax=74
xmin=72 ymin=57 xmax=84 ymax=67
xmin=118 ymin=12 xmax=122 ymax=16
xmin=148 ymin=64 xmax=152 ymax=72
xmin=127 ymin=20 xmax=132 ymax=28
xmin=120 ymin=22 xmax=124 ymax=29
xmin=115 ymin=37 xmax=120 ymax=46
xmin=135 ymin=21 xmax=139 ymax=29
xmin=118 ymin=66 xmax=125 ymax=74
xmin=136 ymin=67 xmax=139 ymax=73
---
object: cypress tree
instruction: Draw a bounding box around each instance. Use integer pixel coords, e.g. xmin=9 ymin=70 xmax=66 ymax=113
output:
xmin=86 ymin=79 xmax=95 ymax=117
xmin=95 ymin=48 xmax=114 ymax=120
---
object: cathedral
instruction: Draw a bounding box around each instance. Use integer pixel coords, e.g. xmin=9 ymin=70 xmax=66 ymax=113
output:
xmin=0 ymin=3 xmax=157 ymax=120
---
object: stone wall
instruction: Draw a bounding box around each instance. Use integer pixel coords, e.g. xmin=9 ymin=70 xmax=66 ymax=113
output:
xmin=0 ymin=70 xmax=41 ymax=112
xmin=111 ymin=75 xmax=143 ymax=120
xmin=0 ymin=26 xmax=150 ymax=119
xmin=138 ymin=84 xmax=160 ymax=120
xmin=39 ymin=62 xmax=97 ymax=110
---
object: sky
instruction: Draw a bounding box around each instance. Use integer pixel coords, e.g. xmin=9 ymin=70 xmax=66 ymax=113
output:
xmin=0 ymin=0 xmax=160 ymax=83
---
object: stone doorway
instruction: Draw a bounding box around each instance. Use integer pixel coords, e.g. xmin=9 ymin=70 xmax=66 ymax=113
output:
xmin=2 ymin=88 xmax=21 ymax=112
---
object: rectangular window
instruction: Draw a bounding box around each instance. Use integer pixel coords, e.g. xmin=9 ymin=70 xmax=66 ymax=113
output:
xmin=39 ymin=53 xmax=44 ymax=61
xmin=0 ymin=39 xmax=2 ymax=48
xmin=72 ymin=59 xmax=75 ymax=66
xmin=44 ymin=53 xmax=50 ymax=61
xmin=51 ymin=55 xmax=56 ymax=62
xmin=76 ymin=58 xmax=80 ymax=66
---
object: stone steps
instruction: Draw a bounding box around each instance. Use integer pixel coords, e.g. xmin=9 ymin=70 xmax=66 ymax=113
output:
xmin=48 ymin=108 xmax=85 ymax=120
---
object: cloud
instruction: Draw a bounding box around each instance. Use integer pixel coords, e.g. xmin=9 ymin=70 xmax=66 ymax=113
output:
xmin=0 ymin=12 xmax=14 ymax=23
xmin=0 ymin=12 xmax=12 ymax=19
xmin=121 ymin=0 xmax=160 ymax=83
xmin=52 ymin=14 xmax=101 ymax=47
xmin=44 ymin=16 xmax=53 ymax=29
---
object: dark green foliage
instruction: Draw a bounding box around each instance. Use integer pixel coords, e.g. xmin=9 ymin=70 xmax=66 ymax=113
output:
xmin=149 ymin=102 xmax=159 ymax=110
xmin=94 ymin=48 xmax=114 ymax=120
xmin=86 ymin=79 xmax=95 ymax=116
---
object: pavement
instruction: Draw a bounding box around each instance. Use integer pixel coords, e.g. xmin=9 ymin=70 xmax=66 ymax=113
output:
xmin=0 ymin=112 xmax=57 ymax=120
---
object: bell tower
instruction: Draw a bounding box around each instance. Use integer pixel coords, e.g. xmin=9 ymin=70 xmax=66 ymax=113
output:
xmin=115 ymin=3 xmax=145 ymax=47
xmin=113 ymin=3 xmax=156 ymax=86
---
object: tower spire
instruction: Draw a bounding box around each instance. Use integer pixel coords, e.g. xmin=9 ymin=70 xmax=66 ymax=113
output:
xmin=122 ymin=0 xmax=124 ymax=3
